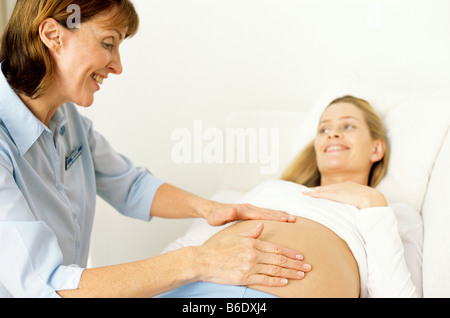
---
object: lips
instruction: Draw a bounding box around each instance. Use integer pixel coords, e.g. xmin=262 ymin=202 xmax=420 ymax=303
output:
xmin=324 ymin=144 xmax=350 ymax=153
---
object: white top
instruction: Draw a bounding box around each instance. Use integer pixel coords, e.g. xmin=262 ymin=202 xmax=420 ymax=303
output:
xmin=235 ymin=180 xmax=423 ymax=298
xmin=166 ymin=180 xmax=423 ymax=298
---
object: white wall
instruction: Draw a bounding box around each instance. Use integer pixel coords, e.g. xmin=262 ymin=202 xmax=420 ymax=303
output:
xmin=0 ymin=0 xmax=16 ymax=31
xmin=0 ymin=2 xmax=5 ymax=31
xmin=75 ymin=0 xmax=450 ymax=267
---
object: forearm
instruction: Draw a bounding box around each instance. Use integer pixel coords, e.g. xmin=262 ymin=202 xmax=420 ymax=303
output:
xmin=150 ymin=183 xmax=213 ymax=219
xmin=150 ymin=184 xmax=295 ymax=226
xmin=58 ymin=246 xmax=199 ymax=298
xmin=357 ymin=207 xmax=418 ymax=297
xmin=58 ymin=223 xmax=308 ymax=298
xmin=304 ymin=182 xmax=388 ymax=210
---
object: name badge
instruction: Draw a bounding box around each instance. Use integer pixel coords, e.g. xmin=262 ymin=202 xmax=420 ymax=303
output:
xmin=65 ymin=144 xmax=83 ymax=171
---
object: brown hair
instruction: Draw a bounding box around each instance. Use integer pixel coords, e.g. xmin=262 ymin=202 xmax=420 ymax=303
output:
xmin=0 ymin=0 xmax=139 ymax=99
xmin=282 ymin=95 xmax=390 ymax=188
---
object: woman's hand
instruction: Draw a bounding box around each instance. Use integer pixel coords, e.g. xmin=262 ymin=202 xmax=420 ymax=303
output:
xmin=303 ymin=181 xmax=388 ymax=210
xmin=204 ymin=202 xmax=296 ymax=226
xmin=192 ymin=223 xmax=310 ymax=287
xmin=150 ymin=184 xmax=295 ymax=226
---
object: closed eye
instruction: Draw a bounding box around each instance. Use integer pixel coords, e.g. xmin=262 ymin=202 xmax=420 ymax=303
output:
xmin=102 ymin=36 xmax=116 ymax=51
xmin=103 ymin=43 xmax=115 ymax=51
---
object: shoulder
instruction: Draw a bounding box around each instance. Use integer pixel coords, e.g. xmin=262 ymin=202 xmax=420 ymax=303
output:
xmin=240 ymin=179 xmax=309 ymax=202
xmin=0 ymin=118 xmax=18 ymax=168
xmin=259 ymin=179 xmax=309 ymax=190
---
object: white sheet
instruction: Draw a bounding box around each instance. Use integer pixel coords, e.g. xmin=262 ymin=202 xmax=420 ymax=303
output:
xmin=164 ymin=180 xmax=423 ymax=297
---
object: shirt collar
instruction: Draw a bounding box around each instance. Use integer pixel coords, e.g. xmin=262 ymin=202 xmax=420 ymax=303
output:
xmin=0 ymin=63 xmax=65 ymax=156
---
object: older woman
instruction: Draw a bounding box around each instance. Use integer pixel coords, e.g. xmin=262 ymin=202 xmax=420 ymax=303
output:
xmin=0 ymin=0 xmax=310 ymax=298
xmin=158 ymin=96 xmax=423 ymax=298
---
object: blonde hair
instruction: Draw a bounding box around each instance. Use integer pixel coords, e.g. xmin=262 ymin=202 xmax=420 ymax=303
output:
xmin=0 ymin=0 xmax=139 ymax=99
xmin=282 ymin=95 xmax=390 ymax=188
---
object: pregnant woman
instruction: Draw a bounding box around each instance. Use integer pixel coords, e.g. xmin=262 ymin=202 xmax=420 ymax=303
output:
xmin=158 ymin=96 xmax=422 ymax=298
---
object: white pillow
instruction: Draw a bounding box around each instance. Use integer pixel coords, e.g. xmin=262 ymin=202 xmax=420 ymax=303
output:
xmin=289 ymin=74 xmax=450 ymax=213
xmin=422 ymin=129 xmax=450 ymax=297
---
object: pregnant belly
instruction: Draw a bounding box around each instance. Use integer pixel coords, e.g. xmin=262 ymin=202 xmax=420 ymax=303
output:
xmin=205 ymin=218 xmax=360 ymax=298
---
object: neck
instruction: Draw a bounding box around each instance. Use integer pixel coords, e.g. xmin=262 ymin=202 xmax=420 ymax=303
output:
xmin=18 ymin=86 xmax=67 ymax=127
xmin=320 ymin=172 xmax=369 ymax=187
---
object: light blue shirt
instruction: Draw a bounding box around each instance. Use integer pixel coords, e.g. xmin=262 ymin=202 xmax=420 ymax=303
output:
xmin=0 ymin=66 xmax=165 ymax=298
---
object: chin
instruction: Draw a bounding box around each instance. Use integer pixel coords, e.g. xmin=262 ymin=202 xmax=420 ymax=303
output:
xmin=75 ymin=96 xmax=95 ymax=107
xmin=78 ymin=101 xmax=94 ymax=107
xmin=320 ymin=160 xmax=346 ymax=170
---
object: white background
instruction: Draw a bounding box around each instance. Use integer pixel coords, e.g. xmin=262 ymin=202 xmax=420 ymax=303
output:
xmin=2 ymin=0 xmax=450 ymax=266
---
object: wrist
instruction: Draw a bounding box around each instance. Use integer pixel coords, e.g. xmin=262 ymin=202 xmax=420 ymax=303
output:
xmin=186 ymin=245 xmax=208 ymax=282
xmin=197 ymin=199 xmax=216 ymax=220
xmin=181 ymin=246 xmax=204 ymax=283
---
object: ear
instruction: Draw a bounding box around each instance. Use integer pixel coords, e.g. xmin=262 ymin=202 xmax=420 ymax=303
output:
xmin=39 ymin=18 xmax=63 ymax=52
xmin=370 ymin=139 xmax=386 ymax=163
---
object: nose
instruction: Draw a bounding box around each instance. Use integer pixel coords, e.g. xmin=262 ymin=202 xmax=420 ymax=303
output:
xmin=327 ymin=129 xmax=343 ymax=139
xmin=107 ymin=51 xmax=123 ymax=75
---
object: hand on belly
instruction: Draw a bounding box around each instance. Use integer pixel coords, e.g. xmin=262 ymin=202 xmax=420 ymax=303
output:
xmin=205 ymin=219 xmax=360 ymax=298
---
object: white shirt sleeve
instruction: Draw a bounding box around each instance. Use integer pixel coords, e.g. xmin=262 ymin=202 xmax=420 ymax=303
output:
xmin=356 ymin=205 xmax=423 ymax=298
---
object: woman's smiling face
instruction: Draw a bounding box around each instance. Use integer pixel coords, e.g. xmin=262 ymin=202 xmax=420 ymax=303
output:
xmin=314 ymin=102 xmax=385 ymax=184
xmin=50 ymin=12 xmax=126 ymax=107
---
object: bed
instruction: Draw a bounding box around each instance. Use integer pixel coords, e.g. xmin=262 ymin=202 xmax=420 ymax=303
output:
xmin=163 ymin=74 xmax=450 ymax=298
